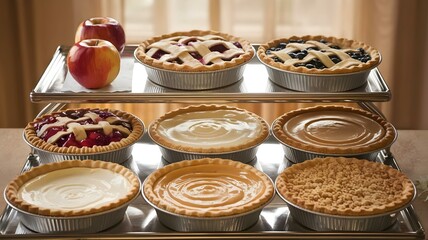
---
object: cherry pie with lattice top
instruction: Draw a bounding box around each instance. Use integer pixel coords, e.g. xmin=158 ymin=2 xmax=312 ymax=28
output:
xmin=24 ymin=108 xmax=144 ymax=154
xmin=257 ymin=35 xmax=381 ymax=74
xmin=135 ymin=30 xmax=254 ymax=72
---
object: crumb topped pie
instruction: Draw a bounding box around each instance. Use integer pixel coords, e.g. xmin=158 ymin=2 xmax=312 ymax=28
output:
xmin=5 ymin=160 xmax=140 ymax=217
xmin=24 ymin=108 xmax=144 ymax=155
xmin=276 ymin=157 xmax=415 ymax=216
xmin=135 ymin=30 xmax=254 ymax=72
xmin=257 ymin=35 xmax=381 ymax=74
xmin=143 ymin=158 xmax=274 ymax=217
xmin=272 ymin=105 xmax=396 ymax=155
xmin=149 ymin=104 xmax=269 ymax=154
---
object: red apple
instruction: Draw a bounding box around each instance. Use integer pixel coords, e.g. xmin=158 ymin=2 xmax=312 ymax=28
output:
xmin=75 ymin=17 xmax=126 ymax=53
xmin=67 ymin=39 xmax=120 ymax=89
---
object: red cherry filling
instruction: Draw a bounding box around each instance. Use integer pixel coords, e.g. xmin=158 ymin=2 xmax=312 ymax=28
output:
xmin=35 ymin=109 xmax=131 ymax=148
xmin=148 ymin=42 xmax=243 ymax=65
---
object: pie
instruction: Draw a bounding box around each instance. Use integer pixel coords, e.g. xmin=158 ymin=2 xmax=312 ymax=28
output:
xmin=135 ymin=30 xmax=254 ymax=72
xmin=143 ymin=158 xmax=274 ymax=217
xmin=149 ymin=104 xmax=269 ymax=153
xmin=276 ymin=157 xmax=415 ymax=216
xmin=5 ymin=159 xmax=140 ymax=217
xmin=24 ymin=108 xmax=144 ymax=154
xmin=272 ymin=105 xmax=396 ymax=155
xmin=257 ymin=35 xmax=381 ymax=74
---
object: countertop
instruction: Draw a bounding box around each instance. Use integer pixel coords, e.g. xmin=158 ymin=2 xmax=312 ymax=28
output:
xmin=0 ymin=128 xmax=426 ymax=237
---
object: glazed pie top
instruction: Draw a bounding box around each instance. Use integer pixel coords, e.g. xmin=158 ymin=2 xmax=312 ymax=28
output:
xmin=135 ymin=30 xmax=254 ymax=72
xmin=144 ymin=158 xmax=274 ymax=217
xmin=257 ymin=35 xmax=381 ymax=74
xmin=276 ymin=157 xmax=415 ymax=216
xmin=149 ymin=105 xmax=269 ymax=153
xmin=24 ymin=108 xmax=144 ymax=154
xmin=272 ymin=106 xmax=396 ymax=154
xmin=5 ymin=160 xmax=140 ymax=217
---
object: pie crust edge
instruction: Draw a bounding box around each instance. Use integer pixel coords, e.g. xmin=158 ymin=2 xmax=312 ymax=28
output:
xmin=272 ymin=105 xmax=396 ymax=154
xmin=23 ymin=108 xmax=145 ymax=155
xmin=275 ymin=157 xmax=415 ymax=216
xmin=135 ymin=29 xmax=255 ymax=72
xmin=143 ymin=157 xmax=275 ymax=217
xmin=5 ymin=159 xmax=141 ymax=217
xmin=149 ymin=104 xmax=270 ymax=153
xmin=257 ymin=35 xmax=381 ymax=74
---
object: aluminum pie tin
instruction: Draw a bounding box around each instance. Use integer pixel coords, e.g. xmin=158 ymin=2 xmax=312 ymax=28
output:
xmin=275 ymin=179 xmax=417 ymax=231
xmin=4 ymin=188 xmax=140 ymax=233
xmin=134 ymin=47 xmax=255 ymax=90
xmin=271 ymin=121 xmax=397 ymax=163
xmin=23 ymin=132 xmax=143 ymax=164
xmin=148 ymin=128 xmax=269 ymax=164
xmin=258 ymin=55 xmax=379 ymax=92
xmin=142 ymin=177 xmax=275 ymax=232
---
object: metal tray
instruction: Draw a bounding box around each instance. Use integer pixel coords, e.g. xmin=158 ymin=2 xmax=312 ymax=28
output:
xmin=0 ymin=135 xmax=425 ymax=239
xmin=30 ymin=45 xmax=391 ymax=103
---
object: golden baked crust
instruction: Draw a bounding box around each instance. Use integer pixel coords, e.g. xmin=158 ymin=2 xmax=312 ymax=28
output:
xmin=257 ymin=35 xmax=381 ymax=74
xmin=276 ymin=157 xmax=415 ymax=216
xmin=149 ymin=104 xmax=269 ymax=153
xmin=23 ymin=108 xmax=144 ymax=155
xmin=272 ymin=105 xmax=396 ymax=154
xmin=135 ymin=29 xmax=254 ymax=72
xmin=144 ymin=158 xmax=274 ymax=217
xmin=5 ymin=159 xmax=140 ymax=217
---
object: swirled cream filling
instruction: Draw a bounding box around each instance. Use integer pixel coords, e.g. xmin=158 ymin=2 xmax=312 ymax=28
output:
xmin=284 ymin=111 xmax=385 ymax=148
xmin=157 ymin=110 xmax=262 ymax=148
xmin=153 ymin=163 xmax=269 ymax=212
xmin=18 ymin=168 xmax=132 ymax=211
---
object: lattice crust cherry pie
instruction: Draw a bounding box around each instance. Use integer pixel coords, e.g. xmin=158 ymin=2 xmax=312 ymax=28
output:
xmin=276 ymin=157 xmax=415 ymax=216
xmin=135 ymin=30 xmax=255 ymax=72
xmin=24 ymin=108 xmax=144 ymax=154
xmin=257 ymin=35 xmax=381 ymax=74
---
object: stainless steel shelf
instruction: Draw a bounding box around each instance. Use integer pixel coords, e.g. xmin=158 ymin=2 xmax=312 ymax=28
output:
xmin=30 ymin=45 xmax=391 ymax=103
xmin=0 ymin=136 xmax=425 ymax=239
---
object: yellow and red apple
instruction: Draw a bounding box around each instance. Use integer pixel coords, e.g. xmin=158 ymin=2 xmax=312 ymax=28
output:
xmin=75 ymin=17 xmax=126 ymax=53
xmin=67 ymin=39 xmax=120 ymax=89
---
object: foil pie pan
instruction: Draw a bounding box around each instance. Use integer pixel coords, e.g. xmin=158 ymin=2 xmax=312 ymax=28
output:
xmin=271 ymin=122 xmax=397 ymax=163
xmin=142 ymin=178 xmax=274 ymax=232
xmin=148 ymin=130 xmax=269 ymax=164
xmin=258 ymin=56 xmax=378 ymax=92
xmin=275 ymin=180 xmax=417 ymax=231
xmin=135 ymin=47 xmax=254 ymax=90
xmin=4 ymin=189 xmax=140 ymax=233
xmin=23 ymin=133 xmax=142 ymax=164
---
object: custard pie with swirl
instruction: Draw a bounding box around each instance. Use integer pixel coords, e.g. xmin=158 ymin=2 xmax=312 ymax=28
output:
xmin=143 ymin=158 xmax=274 ymax=217
xmin=149 ymin=104 xmax=269 ymax=154
xmin=5 ymin=160 xmax=140 ymax=217
xmin=272 ymin=105 xmax=396 ymax=155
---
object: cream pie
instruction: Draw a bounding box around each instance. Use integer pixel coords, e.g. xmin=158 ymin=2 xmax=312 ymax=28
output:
xmin=149 ymin=105 xmax=269 ymax=153
xmin=276 ymin=157 xmax=415 ymax=216
xmin=24 ymin=108 xmax=144 ymax=155
xmin=5 ymin=160 xmax=140 ymax=216
xmin=257 ymin=35 xmax=380 ymax=74
xmin=135 ymin=30 xmax=254 ymax=72
xmin=143 ymin=158 xmax=274 ymax=217
xmin=272 ymin=105 xmax=396 ymax=155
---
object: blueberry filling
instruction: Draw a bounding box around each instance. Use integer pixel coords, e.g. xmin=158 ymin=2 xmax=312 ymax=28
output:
xmin=267 ymin=39 xmax=371 ymax=69
xmin=148 ymin=41 xmax=243 ymax=65
xmin=34 ymin=109 xmax=132 ymax=148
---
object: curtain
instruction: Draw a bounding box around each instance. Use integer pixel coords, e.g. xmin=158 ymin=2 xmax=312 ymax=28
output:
xmin=0 ymin=0 xmax=427 ymax=129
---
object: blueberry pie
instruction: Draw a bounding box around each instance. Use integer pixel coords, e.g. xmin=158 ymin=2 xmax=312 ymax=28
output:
xmin=24 ymin=108 xmax=144 ymax=155
xmin=135 ymin=30 xmax=254 ymax=72
xmin=257 ymin=35 xmax=381 ymax=74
